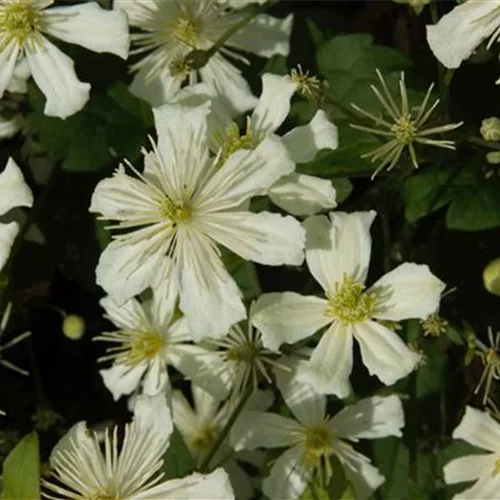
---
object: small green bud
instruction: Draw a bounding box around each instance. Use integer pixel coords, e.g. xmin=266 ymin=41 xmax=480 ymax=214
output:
xmin=62 ymin=315 xmax=85 ymax=340
xmin=486 ymin=151 xmax=500 ymax=164
xmin=483 ymin=257 xmax=500 ymax=297
xmin=480 ymin=117 xmax=500 ymax=141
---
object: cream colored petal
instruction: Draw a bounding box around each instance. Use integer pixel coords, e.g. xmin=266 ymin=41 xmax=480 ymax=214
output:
xmin=0 ymin=41 xmax=20 ymax=98
xmin=26 ymin=36 xmax=90 ymax=119
xmin=453 ymin=406 xmax=500 ymax=453
xmin=268 ymin=173 xmax=337 ymax=216
xmin=251 ymin=292 xmax=330 ymax=351
xmin=99 ymin=362 xmax=147 ymax=401
xmin=43 ymin=3 xmax=129 ymax=59
xmin=370 ymin=263 xmax=446 ymax=321
xmin=0 ymin=222 xmax=19 ymax=272
xmin=142 ymin=356 xmax=169 ymax=396
xmin=99 ymin=295 xmax=149 ymax=331
xmin=130 ymin=64 xmax=183 ymax=107
xmin=113 ymin=0 xmax=158 ymax=26
xmin=172 ymin=389 xmax=198 ymax=437
xmin=451 ymin=471 xmax=500 ymax=499
xmin=444 ymin=454 xmax=498 ymax=485
xmin=0 ymin=158 xmax=33 ymax=216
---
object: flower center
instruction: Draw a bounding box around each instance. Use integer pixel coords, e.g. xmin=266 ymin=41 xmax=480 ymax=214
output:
xmin=218 ymin=118 xmax=255 ymax=166
xmin=326 ymin=275 xmax=376 ymax=323
xmin=160 ymin=198 xmax=192 ymax=226
xmin=301 ymin=424 xmax=335 ymax=484
xmin=189 ymin=425 xmax=218 ymax=456
xmin=392 ymin=115 xmax=417 ymax=145
xmin=493 ymin=458 xmax=500 ymax=476
xmin=127 ymin=331 xmax=164 ymax=365
xmin=0 ymin=0 xmax=40 ymax=46
xmin=172 ymin=16 xmax=198 ymax=47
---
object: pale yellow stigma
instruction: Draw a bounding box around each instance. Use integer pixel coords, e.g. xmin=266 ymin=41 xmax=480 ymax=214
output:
xmin=301 ymin=424 xmax=334 ymax=486
xmin=326 ymin=275 xmax=376 ymax=323
xmin=171 ymin=16 xmax=198 ymax=47
xmin=392 ymin=115 xmax=417 ymax=145
xmin=0 ymin=0 xmax=40 ymax=47
xmin=189 ymin=425 xmax=218 ymax=456
xmin=160 ymin=198 xmax=192 ymax=226
xmin=169 ymin=55 xmax=192 ymax=79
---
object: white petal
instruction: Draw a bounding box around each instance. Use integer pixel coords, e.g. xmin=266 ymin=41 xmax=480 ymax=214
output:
xmin=304 ymin=211 xmax=376 ymax=295
xmin=26 ymin=37 xmax=90 ymax=119
xmin=452 ymin=406 xmax=500 ymax=453
xmin=150 ymin=258 xmax=178 ymax=329
xmin=451 ymin=471 xmax=500 ymax=499
xmin=426 ymin=1 xmax=500 ymax=69
xmin=152 ymin=102 xmax=211 ymax=198
xmin=276 ymin=356 xmax=326 ymax=426
xmin=114 ymin=0 xmax=158 ymax=25
xmin=192 ymin=384 xmax=220 ymax=421
xmin=201 ymin=211 xmax=305 ymax=266
xmin=142 ymin=356 xmax=169 ymax=396
xmin=133 ymin=468 xmax=235 ymax=499
xmin=251 ymin=73 xmax=296 ymax=136
xmin=43 ymin=3 xmax=129 ymax=59
xmin=195 ymin=134 xmax=294 ymax=213
xmin=262 ymin=446 xmax=311 ymax=500
xmin=0 ymin=41 xmax=20 ymax=98
xmin=0 ymin=158 xmax=33 ymax=216
xmin=0 ymin=115 xmax=22 ymax=139
xmin=226 ymin=14 xmax=293 ymax=58
xmin=335 ymin=441 xmax=385 ymax=500
xmin=298 ymin=322 xmax=353 ymax=398
xmin=353 ymin=320 xmax=421 ymax=386
xmin=100 ymin=362 xmax=147 ymax=401
xmin=268 ymin=173 xmax=337 ymax=216
xmin=0 ymin=222 xmax=19 ymax=272
xmin=130 ymin=64 xmax=183 ymax=107
xmin=251 ymin=292 xmax=330 ymax=351
xmin=230 ymin=411 xmax=301 ymax=451
xmin=444 ymin=454 xmax=498 ymax=485
xmin=200 ymin=54 xmax=257 ymax=115
xmin=99 ymin=295 xmax=149 ymax=331
xmin=95 ymin=237 xmax=168 ymax=305
xmin=282 ymin=110 xmax=339 ymax=164
xmin=177 ymin=227 xmax=245 ymax=340
xmin=330 ymin=395 xmax=404 ymax=440
xmin=172 ymin=389 xmax=198 ymax=437
xmin=370 ymin=263 xmax=446 ymax=321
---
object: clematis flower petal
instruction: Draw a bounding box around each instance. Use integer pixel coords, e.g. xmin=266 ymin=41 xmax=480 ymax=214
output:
xmin=0 ymin=41 xmax=20 ymax=98
xmin=452 ymin=406 xmax=500 ymax=453
xmin=444 ymin=454 xmax=498 ymax=485
xmin=0 ymin=158 xmax=33 ymax=217
xmin=100 ymin=362 xmax=148 ymax=401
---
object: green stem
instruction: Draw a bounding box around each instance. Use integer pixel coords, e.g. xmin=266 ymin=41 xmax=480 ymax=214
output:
xmin=466 ymin=136 xmax=500 ymax=151
xmin=199 ymin=383 xmax=253 ymax=473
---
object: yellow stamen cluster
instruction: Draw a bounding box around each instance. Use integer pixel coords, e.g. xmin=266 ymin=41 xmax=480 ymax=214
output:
xmin=302 ymin=425 xmax=334 ymax=485
xmin=290 ymin=65 xmax=322 ymax=101
xmin=189 ymin=425 xmax=218 ymax=456
xmin=218 ymin=118 xmax=255 ymax=166
xmin=172 ymin=17 xmax=198 ymax=46
xmin=420 ymin=313 xmax=448 ymax=337
xmin=169 ymin=55 xmax=192 ymax=79
xmin=0 ymin=0 xmax=40 ymax=47
xmin=160 ymin=197 xmax=192 ymax=225
xmin=392 ymin=115 xmax=417 ymax=145
xmin=494 ymin=458 xmax=500 ymax=476
xmin=326 ymin=275 xmax=376 ymax=323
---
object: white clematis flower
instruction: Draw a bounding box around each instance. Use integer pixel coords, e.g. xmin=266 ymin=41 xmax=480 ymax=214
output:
xmin=115 ymin=0 xmax=292 ymax=113
xmin=90 ymin=102 xmax=305 ymax=341
xmin=0 ymin=0 xmax=129 ymax=118
xmin=444 ymin=406 xmax=500 ymax=499
xmin=44 ymin=393 xmax=235 ymax=499
xmin=230 ymin=359 xmax=404 ymax=500
xmin=252 ymin=211 xmax=445 ymax=397
xmin=426 ymin=1 xmax=500 ymax=75
xmin=0 ymin=157 xmax=33 ymax=272
xmin=174 ymin=73 xmax=338 ymax=216
xmin=95 ymin=262 xmax=209 ymax=401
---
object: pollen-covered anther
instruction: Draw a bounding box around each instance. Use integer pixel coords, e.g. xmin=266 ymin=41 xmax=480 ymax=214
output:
xmin=160 ymin=198 xmax=192 ymax=225
xmin=290 ymin=64 xmax=322 ymax=101
xmin=326 ymin=275 xmax=377 ymax=323
xmin=301 ymin=424 xmax=334 ymax=482
xmin=0 ymin=0 xmax=41 ymax=46
xmin=189 ymin=425 xmax=218 ymax=454
xmin=171 ymin=16 xmax=198 ymax=46
xmin=218 ymin=118 xmax=255 ymax=166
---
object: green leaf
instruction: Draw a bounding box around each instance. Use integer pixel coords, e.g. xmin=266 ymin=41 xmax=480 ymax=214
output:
xmin=161 ymin=426 xmax=196 ymax=480
xmin=373 ymin=437 xmax=409 ymax=499
xmin=2 ymin=431 xmax=40 ymax=500
xmin=331 ymin=178 xmax=353 ymax=204
xmin=221 ymin=248 xmax=261 ymax=301
xmin=417 ymin=342 xmax=447 ymax=399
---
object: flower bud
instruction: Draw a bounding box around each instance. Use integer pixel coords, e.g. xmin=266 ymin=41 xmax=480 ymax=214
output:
xmin=486 ymin=151 xmax=500 ymax=164
xmin=480 ymin=117 xmax=500 ymax=141
xmin=62 ymin=314 xmax=85 ymax=340
xmin=483 ymin=257 xmax=500 ymax=297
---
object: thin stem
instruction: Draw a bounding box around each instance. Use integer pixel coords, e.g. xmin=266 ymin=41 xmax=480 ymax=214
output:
xmin=199 ymin=383 xmax=253 ymax=473
xmin=466 ymin=136 xmax=500 ymax=151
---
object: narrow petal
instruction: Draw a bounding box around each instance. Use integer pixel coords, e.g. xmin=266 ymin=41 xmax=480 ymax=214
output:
xmin=453 ymin=406 xmax=500 ymax=453
xmin=113 ymin=0 xmax=158 ymax=25
xmin=176 ymin=227 xmax=246 ymax=340
xmin=99 ymin=295 xmax=149 ymax=331
xmin=226 ymin=13 xmax=293 ymax=58
xmin=370 ymin=263 xmax=446 ymax=321
xmin=26 ymin=37 xmax=90 ymax=119
xmin=200 ymin=54 xmax=257 ymax=115
xmin=142 ymin=356 xmax=169 ymax=396
xmin=251 ymin=73 xmax=296 ymax=136
xmin=150 ymin=258 xmax=178 ymax=329
xmin=134 ymin=468 xmax=234 ymax=499
xmin=191 ymin=384 xmax=220 ymax=421
xmin=130 ymin=64 xmax=182 ymax=106
xmin=230 ymin=411 xmax=301 ymax=451
xmin=43 ymin=3 xmax=129 ymax=59
xmin=444 ymin=454 xmax=498 ymax=485
xmin=262 ymin=446 xmax=311 ymax=500
xmin=172 ymin=389 xmax=198 ymax=437
xmin=268 ymin=173 xmax=337 ymax=216
xmin=99 ymin=362 xmax=147 ymax=401
xmin=281 ymin=110 xmax=339 ymax=164
xmin=330 ymin=395 xmax=404 ymax=440
xmin=451 ymin=471 xmax=500 ymax=499
xmin=353 ymin=320 xmax=421 ymax=386
xmin=0 ymin=41 xmax=20 ymax=98
xmin=0 ymin=222 xmax=19 ymax=272
xmin=298 ymin=322 xmax=353 ymax=398
xmin=195 ymin=134 xmax=294 ymax=213
xmin=201 ymin=211 xmax=305 ymax=266
xmin=426 ymin=1 xmax=500 ymax=69
xmin=335 ymin=441 xmax=385 ymax=500
xmin=276 ymin=356 xmax=326 ymax=427
xmin=0 ymin=158 xmax=33 ymax=216
xmin=250 ymin=292 xmax=330 ymax=351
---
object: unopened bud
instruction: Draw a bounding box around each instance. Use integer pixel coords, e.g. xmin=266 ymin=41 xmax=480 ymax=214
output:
xmin=62 ymin=314 xmax=85 ymax=340
xmin=184 ymin=49 xmax=211 ymax=71
xmin=483 ymin=257 xmax=500 ymax=297
xmin=486 ymin=151 xmax=500 ymax=164
xmin=480 ymin=117 xmax=500 ymax=141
